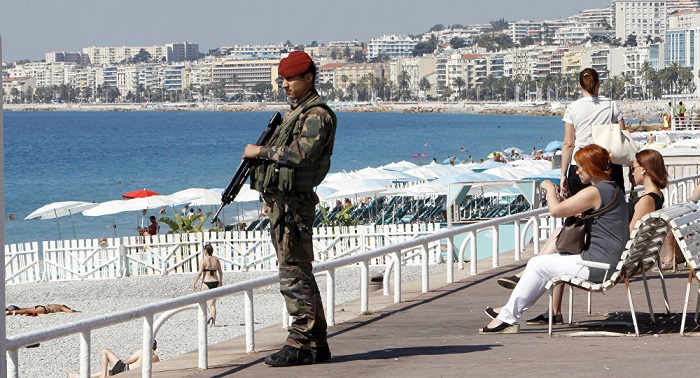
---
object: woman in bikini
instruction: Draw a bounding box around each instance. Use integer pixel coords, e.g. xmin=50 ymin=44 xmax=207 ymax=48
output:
xmin=6 ymin=304 xmax=78 ymax=316
xmin=193 ymin=243 xmax=223 ymax=326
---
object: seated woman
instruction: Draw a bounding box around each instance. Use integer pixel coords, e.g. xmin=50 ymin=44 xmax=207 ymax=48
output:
xmin=495 ymin=149 xmax=669 ymax=324
xmin=480 ymin=144 xmax=629 ymax=334
xmin=6 ymin=304 xmax=79 ymax=316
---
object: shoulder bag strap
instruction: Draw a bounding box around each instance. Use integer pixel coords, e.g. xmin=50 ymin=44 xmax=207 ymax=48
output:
xmin=584 ymin=184 xmax=620 ymax=219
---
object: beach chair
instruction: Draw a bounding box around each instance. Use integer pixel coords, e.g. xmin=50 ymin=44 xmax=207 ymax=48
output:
xmin=665 ymin=204 xmax=700 ymax=335
xmin=544 ymin=204 xmax=700 ymax=336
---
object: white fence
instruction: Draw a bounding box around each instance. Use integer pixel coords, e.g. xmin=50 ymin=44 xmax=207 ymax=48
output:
xmin=5 ymin=223 xmax=441 ymax=284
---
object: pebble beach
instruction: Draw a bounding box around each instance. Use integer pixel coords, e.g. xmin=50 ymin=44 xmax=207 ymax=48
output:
xmin=5 ymin=265 xmax=442 ymax=377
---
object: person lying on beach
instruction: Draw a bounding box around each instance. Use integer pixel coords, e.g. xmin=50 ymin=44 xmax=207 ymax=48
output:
xmin=66 ymin=340 xmax=159 ymax=378
xmin=6 ymin=304 xmax=79 ymax=316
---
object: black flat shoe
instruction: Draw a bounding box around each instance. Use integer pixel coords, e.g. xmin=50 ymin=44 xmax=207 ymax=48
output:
xmin=484 ymin=306 xmax=499 ymax=319
xmin=525 ymin=313 xmax=564 ymax=325
xmin=497 ymin=275 xmax=520 ymax=289
xmin=479 ymin=322 xmax=520 ymax=334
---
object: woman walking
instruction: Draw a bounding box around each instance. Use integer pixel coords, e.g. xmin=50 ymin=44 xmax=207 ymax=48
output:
xmin=193 ymin=243 xmax=223 ymax=327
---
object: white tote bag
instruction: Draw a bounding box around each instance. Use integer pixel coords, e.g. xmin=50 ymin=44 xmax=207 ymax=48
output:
xmin=591 ymin=105 xmax=638 ymax=166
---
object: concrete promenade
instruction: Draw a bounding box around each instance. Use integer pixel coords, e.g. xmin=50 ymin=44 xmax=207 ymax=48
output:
xmin=126 ymin=246 xmax=700 ymax=377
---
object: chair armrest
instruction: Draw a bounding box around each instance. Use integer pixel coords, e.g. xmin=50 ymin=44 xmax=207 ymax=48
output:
xmin=576 ymin=260 xmax=610 ymax=271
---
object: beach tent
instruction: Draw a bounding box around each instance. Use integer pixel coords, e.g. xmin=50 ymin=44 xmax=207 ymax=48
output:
xmin=379 ymin=161 xmax=419 ymax=172
xmin=522 ymin=168 xmax=563 ymax=185
xmin=324 ymin=179 xmax=390 ymax=201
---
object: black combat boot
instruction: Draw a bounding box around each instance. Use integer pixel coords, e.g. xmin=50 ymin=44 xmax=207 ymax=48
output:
xmin=264 ymin=345 xmax=314 ymax=367
xmin=312 ymin=342 xmax=332 ymax=363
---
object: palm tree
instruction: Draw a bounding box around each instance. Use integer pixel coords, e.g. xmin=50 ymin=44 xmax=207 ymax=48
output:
xmin=398 ymin=70 xmax=411 ymax=100
xmin=419 ymin=77 xmax=431 ymax=100
xmin=452 ymin=77 xmax=466 ymax=100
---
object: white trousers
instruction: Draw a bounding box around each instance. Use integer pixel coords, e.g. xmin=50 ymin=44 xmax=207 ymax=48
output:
xmin=497 ymin=253 xmax=590 ymax=325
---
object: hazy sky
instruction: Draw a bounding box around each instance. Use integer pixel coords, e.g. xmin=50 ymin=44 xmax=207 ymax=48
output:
xmin=1 ymin=0 xmax=612 ymax=62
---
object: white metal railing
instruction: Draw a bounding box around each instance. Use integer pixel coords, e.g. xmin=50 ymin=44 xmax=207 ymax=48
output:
xmin=4 ymin=223 xmax=439 ymax=284
xmin=5 ymin=207 xmax=550 ymax=378
xmin=6 ymin=174 xmax=700 ymax=377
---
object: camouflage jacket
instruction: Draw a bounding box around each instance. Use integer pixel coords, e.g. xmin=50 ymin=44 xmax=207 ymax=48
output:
xmin=252 ymin=89 xmax=337 ymax=196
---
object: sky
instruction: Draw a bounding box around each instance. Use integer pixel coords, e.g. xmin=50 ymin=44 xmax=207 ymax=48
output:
xmin=1 ymin=0 xmax=612 ymax=62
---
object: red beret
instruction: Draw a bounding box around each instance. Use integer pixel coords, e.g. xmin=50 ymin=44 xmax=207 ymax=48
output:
xmin=279 ymin=51 xmax=313 ymax=77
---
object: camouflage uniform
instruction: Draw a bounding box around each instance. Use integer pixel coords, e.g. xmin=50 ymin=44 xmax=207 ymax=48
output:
xmin=255 ymin=89 xmax=336 ymax=350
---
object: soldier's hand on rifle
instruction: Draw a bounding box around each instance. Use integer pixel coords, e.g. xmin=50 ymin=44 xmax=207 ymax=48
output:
xmin=243 ymin=144 xmax=262 ymax=159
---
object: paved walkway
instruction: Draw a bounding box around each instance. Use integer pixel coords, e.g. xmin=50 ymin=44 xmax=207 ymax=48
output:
xmin=126 ymin=248 xmax=700 ymax=377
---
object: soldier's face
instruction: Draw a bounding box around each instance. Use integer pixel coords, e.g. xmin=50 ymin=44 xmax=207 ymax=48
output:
xmin=282 ymin=73 xmax=314 ymax=100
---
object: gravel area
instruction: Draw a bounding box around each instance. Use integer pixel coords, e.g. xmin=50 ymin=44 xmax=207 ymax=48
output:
xmin=5 ymin=264 xmax=444 ymax=377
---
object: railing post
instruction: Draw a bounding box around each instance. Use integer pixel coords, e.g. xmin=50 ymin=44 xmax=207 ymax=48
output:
xmin=492 ymin=226 xmax=499 ymax=268
xmin=80 ymin=330 xmax=91 ymax=378
xmin=7 ymin=349 xmax=18 ymax=378
xmin=393 ymin=250 xmax=401 ymax=303
xmin=514 ymin=220 xmax=521 ymax=261
xmin=446 ymin=236 xmax=454 ymax=283
xmin=245 ymin=289 xmax=255 ymax=353
xmin=421 ymin=243 xmax=429 ymax=293
xmin=142 ymin=314 xmax=154 ymax=377
xmin=282 ymin=301 xmax=289 ymax=328
xmin=326 ymin=269 xmax=336 ymax=326
xmin=470 ymin=230 xmax=477 ymax=275
xmin=533 ymin=216 xmax=541 ymax=255
xmin=198 ymin=301 xmax=208 ymax=369
xmin=360 ymin=260 xmax=369 ymax=313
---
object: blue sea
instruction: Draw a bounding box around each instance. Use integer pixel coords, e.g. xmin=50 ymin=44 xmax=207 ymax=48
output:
xmin=3 ymin=110 xmax=563 ymax=244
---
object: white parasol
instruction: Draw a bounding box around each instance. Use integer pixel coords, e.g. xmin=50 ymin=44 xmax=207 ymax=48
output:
xmin=25 ymin=201 xmax=99 ymax=239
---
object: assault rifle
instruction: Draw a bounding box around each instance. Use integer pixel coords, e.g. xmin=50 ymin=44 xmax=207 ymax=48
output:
xmin=212 ymin=112 xmax=283 ymax=223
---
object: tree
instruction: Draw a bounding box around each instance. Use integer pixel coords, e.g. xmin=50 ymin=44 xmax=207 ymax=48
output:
xmin=429 ymin=24 xmax=444 ymax=32
xmin=452 ymin=77 xmax=466 ymax=99
xmin=450 ymin=37 xmax=467 ymax=49
xmin=624 ymin=34 xmax=638 ymax=47
xmin=132 ymin=49 xmax=152 ymax=63
xmin=519 ymin=36 xmax=535 ymax=47
xmin=159 ymin=209 xmax=211 ymax=234
xmin=419 ymin=77 xmax=431 ymax=99
xmin=252 ymin=82 xmax=273 ymax=100
xmin=490 ymin=18 xmax=509 ymax=31
xmin=398 ymin=70 xmax=411 ymax=100
xmin=352 ymin=50 xmax=365 ymax=63
xmin=309 ymin=40 xmax=319 ymax=47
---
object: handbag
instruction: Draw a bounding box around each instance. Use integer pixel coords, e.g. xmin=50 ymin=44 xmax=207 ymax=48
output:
xmin=591 ymin=104 xmax=638 ymax=166
xmin=555 ymin=186 xmax=620 ymax=254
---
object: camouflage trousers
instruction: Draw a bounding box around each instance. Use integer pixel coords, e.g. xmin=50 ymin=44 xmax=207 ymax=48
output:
xmin=266 ymin=194 xmax=327 ymax=350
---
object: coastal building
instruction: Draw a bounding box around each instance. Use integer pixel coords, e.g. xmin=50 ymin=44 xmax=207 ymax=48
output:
xmin=388 ymin=57 xmax=438 ymax=99
xmin=305 ymin=41 xmax=364 ymax=59
xmin=45 ymin=51 xmax=90 ymax=66
xmin=222 ymin=44 xmax=284 ymax=57
xmin=162 ymin=64 xmax=187 ymax=98
xmin=1 ymin=76 xmax=37 ymax=103
xmin=18 ymin=62 xmax=76 ymax=88
xmin=668 ymin=9 xmax=700 ymax=29
xmin=609 ymin=45 xmax=656 ymax=98
xmin=613 ymin=1 xmax=668 ymax=43
xmin=83 ymin=42 xmax=199 ymax=65
xmin=333 ymin=63 xmax=386 ymax=94
xmin=317 ymin=62 xmax=345 ymax=86
xmin=570 ymin=6 xmax=613 ymax=27
xmin=210 ymin=58 xmax=280 ymax=99
xmin=367 ymin=35 xmax=418 ymax=60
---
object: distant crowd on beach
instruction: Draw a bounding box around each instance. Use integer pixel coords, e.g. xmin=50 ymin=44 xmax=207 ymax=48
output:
xmin=439 ymin=146 xmax=559 ymax=166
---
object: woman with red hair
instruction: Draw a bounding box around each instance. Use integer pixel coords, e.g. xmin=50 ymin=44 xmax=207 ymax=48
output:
xmin=480 ymin=144 xmax=629 ymax=334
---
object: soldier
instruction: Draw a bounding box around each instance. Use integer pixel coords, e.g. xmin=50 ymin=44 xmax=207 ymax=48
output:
xmin=243 ymin=51 xmax=337 ymax=367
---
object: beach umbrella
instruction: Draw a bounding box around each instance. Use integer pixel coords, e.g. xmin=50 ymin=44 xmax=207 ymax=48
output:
xmin=122 ymin=188 xmax=159 ymax=199
xmin=84 ymin=196 xmax=181 ymax=216
xmin=465 ymin=160 xmax=507 ymax=173
xmin=168 ymin=188 xmax=221 ymax=206
xmin=379 ymin=161 xmax=418 ymax=172
xmin=545 ymin=140 xmax=564 ymax=152
xmin=25 ymin=201 xmax=99 ymax=239
xmin=324 ymin=179 xmax=389 ymax=201
xmin=522 ymin=168 xmax=563 ymax=185
xmin=432 ymin=173 xmax=502 ymax=186
xmin=355 ymin=167 xmax=419 ymax=182
xmin=503 ymin=147 xmax=523 ymax=155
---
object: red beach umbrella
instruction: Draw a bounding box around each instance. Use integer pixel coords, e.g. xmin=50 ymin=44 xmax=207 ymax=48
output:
xmin=122 ymin=189 xmax=160 ymax=199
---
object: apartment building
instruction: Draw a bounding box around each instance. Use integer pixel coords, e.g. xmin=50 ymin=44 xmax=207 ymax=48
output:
xmin=222 ymin=44 xmax=284 ymax=57
xmin=666 ymin=28 xmax=695 ymax=67
xmin=570 ymin=7 xmax=613 ymax=27
xmin=668 ymin=9 xmax=700 ymax=29
xmin=2 ymin=76 xmax=37 ymax=102
xmin=614 ymin=1 xmax=668 ymax=43
xmin=211 ymin=58 xmax=280 ymax=98
xmin=318 ymin=62 xmax=345 ymax=86
xmin=367 ymin=35 xmax=418 ymax=60
xmin=19 ymin=62 xmax=75 ymax=88
xmin=388 ymin=57 xmax=437 ymax=98
xmin=333 ymin=63 xmax=385 ymax=92
xmin=45 ymin=52 xmax=90 ymax=66
xmin=83 ymin=42 xmax=199 ymax=65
